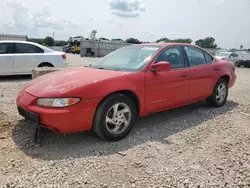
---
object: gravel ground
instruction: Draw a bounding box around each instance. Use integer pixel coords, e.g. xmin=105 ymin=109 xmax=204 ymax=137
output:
xmin=0 ymin=62 xmax=250 ymax=188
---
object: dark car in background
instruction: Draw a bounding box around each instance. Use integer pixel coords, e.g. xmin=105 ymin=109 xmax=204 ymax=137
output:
xmin=235 ymin=53 xmax=250 ymax=67
xmin=63 ymin=45 xmax=71 ymax=53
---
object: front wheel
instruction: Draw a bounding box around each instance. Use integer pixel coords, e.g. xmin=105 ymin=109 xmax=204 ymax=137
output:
xmin=235 ymin=62 xmax=241 ymax=67
xmin=206 ymin=78 xmax=228 ymax=107
xmin=93 ymin=94 xmax=137 ymax=141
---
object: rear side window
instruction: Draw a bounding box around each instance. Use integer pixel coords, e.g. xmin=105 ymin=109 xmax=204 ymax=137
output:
xmin=184 ymin=46 xmax=206 ymax=67
xmin=204 ymin=52 xmax=214 ymax=63
xmin=0 ymin=43 xmax=14 ymax=54
xmin=15 ymin=43 xmax=44 ymax=54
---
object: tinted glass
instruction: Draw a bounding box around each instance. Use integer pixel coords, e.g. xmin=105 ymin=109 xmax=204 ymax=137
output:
xmin=15 ymin=43 xmax=44 ymax=53
xmin=91 ymin=46 xmax=160 ymax=71
xmin=185 ymin=46 xmax=206 ymax=66
xmin=154 ymin=46 xmax=186 ymax=69
xmin=0 ymin=43 xmax=14 ymax=54
xmin=204 ymin=51 xmax=213 ymax=63
xmin=231 ymin=53 xmax=239 ymax=57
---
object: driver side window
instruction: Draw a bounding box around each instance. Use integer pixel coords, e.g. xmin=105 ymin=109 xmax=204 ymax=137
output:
xmin=154 ymin=46 xmax=186 ymax=69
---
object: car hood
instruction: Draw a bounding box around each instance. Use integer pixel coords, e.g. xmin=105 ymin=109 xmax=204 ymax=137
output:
xmin=24 ymin=67 xmax=129 ymax=97
xmin=215 ymin=56 xmax=227 ymax=59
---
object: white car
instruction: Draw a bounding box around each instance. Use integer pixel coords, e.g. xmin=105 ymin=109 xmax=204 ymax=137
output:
xmin=98 ymin=38 xmax=110 ymax=42
xmin=111 ymin=39 xmax=126 ymax=43
xmin=68 ymin=36 xmax=84 ymax=43
xmin=214 ymin=51 xmax=240 ymax=65
xmin=0 ymin=41 xmax=67 ymax=76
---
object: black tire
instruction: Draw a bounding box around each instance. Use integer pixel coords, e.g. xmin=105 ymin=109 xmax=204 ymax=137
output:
xmin=38 ymin=63 xmax=54 ymax=67
xmin=93 ymin=93 xmax=137 ymax=141
xmin=206 ymin=78 xmax=228 ymax=107
xmin=235 ymin=63 xmax=241 ymax=67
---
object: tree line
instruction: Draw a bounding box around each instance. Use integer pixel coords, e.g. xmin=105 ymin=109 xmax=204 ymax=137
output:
xmin=28 ymin=36 xmax=250 ymax=50
xmin=28 ymin=36 xmax=68 ymax=47
xmin=126 ymin=36 xmax=218 ymax=48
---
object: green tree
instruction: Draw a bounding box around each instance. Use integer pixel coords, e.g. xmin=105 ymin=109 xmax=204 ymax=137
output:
xmin=44 ymin=36 xmax=55 ymax=46
xmin=54 ymin=40 xmax=68 ymax=46
xmin=156 ymin=38 xmax=170 ymax=43
xmin=170 ymin=38 xmax=193 ymax=44
xmin=195 ymin=37 xmax=217 ymax=48
xmin=126 ymin=37 xmax=141 ymax=44
xmin=28 ymin=38 xmax=44 ymax=44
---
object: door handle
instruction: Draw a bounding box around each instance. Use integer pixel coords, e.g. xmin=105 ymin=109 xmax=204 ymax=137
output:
xmin=180 ymin=73 xmax=188 ymax=77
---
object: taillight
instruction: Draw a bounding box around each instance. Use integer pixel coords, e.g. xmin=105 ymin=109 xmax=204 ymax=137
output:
xmin=61 ymin=54 xmax=66 ymax=60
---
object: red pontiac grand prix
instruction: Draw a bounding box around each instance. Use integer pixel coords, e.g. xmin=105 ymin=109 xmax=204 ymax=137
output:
xmin=16 ymin=43 xmax=236 ymax=141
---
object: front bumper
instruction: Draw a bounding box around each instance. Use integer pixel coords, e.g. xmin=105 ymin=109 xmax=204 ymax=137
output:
xmin=229 ymin=73 xmax=236 ymax=88
xmin=16 ymin=90 xmax=95 ymax=134
xmin=18 ymin=106 xmax=39 ymax=124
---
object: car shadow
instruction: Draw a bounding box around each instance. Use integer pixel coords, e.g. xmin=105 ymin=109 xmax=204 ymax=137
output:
xmin=12 ymin=100 xmax=239 ymax=161
xmin=0 ymin=75 xmax=31 ymax=82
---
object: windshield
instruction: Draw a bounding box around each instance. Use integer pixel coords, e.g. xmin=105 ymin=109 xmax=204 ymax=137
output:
xmin=91 ymin=46 xmax=160 ymax=71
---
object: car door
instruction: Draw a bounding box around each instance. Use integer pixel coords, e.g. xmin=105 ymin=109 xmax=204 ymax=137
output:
xmin=13 ymin=43 xmax=44 ymax=73
xmin=183 ymin=46 xmax=218 ymax=101
xmin=145 ymin=46 xmax=190 ymax=113
xmin=0 ymin=42 xmax=14 ymax=75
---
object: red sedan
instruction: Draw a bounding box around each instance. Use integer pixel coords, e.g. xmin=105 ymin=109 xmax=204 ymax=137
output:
xmin=16 ymin=43 xmax=236 ymax=141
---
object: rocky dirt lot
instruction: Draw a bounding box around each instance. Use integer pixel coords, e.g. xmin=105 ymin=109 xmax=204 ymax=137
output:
xmin=0 ymin=65 xmax=250 ymax=188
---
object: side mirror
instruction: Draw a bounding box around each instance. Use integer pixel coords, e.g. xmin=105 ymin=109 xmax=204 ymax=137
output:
xmin=149 ymin=61 xmax=172 ymax=72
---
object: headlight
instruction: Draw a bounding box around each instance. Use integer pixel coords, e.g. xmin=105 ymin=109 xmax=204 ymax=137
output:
xmin=37 ymin=98 xmax=81 ymax=107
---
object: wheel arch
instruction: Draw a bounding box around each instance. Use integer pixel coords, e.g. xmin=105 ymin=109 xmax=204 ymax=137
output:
xmin=96 ymin=90 xmax=141 ymax=116
xmin=220 ymin=75 xmax=230 ymax=84
xmin=37 ymin=62 xmax=54 ymax=67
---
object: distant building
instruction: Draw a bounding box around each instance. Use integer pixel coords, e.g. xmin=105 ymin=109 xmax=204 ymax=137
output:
xmin=0 ymin=34 xmax=27 ymax=41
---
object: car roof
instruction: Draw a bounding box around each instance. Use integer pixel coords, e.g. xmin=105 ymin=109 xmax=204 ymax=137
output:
xmin=0 ymin=40 xmax=54 ymax=52
xmin=216 ymin=51 xmax=232 ymax=54
xmin=0 ymin=40 xmax=40 ymax=45
xmin=131 ymin=42 xmax=200 ymax=48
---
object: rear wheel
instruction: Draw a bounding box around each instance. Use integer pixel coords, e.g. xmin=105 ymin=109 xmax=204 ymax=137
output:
xmin=206 ymin=78 xmax=228 ymax=107
xmin=93 ymin=94 xmax=137 ymax=141
xmin=38 ymin=63 xmax=54 ymax=68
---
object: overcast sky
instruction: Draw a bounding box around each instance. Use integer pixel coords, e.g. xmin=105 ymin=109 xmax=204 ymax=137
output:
xmin=0 ymin=0 xmax=250 ymax=48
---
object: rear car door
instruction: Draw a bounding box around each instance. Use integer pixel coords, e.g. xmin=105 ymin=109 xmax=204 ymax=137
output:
xmin=184 ymin=46 xmax=218 ymax=101
xmin=145 ymin=46 xmax=190 ymax=113
xmin=13 ymin=43 xmax=44 ymax=74
xmin=0 ymin=43 xmax=14 ymax=75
